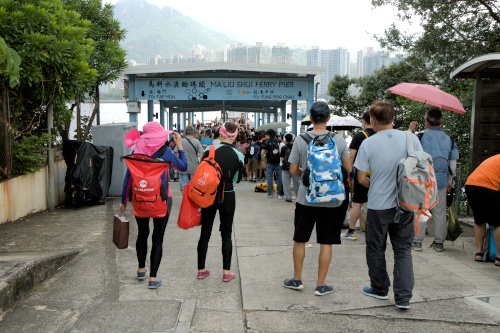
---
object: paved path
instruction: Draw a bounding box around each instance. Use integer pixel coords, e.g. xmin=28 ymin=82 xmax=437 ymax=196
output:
xmin=1 ymin=181 xmax=500 ymax=332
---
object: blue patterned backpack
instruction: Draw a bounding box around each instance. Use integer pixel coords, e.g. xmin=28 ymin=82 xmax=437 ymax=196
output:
xmin=300 ymin=132 xmax=345 ymax=203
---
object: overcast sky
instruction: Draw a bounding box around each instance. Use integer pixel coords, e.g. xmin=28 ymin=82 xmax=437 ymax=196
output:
xmin=105 ymin=0 xmax=420 ymax=54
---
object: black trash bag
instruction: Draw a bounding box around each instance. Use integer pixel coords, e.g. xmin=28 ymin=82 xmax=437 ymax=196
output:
xmin=63 ymin=140 xmax=113 ymax=207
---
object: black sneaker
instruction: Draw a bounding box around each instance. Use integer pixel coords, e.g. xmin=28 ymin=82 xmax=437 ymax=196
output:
xmin=396 ymin=302 xmax=411 ymax=310
xmin=283 ymin=278 xmax=304 ymax=290
xmin=314 ymin=285 xmax=334 ymax=296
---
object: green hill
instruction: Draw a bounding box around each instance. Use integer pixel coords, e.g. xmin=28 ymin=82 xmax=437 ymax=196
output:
xmin=113 ymin=0 xmax=237 ymax=63
xmin=113 ymin=0 xmax=306 ymax=66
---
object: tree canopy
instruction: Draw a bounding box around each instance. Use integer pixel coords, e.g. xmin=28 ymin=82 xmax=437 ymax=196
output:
xmin=328 ymin=1 xmax=499 ymax=176
xmin=0 ymin=0 xmax=98 ymax=137
xmin=0 ymin=0 xmax=127 ymax=176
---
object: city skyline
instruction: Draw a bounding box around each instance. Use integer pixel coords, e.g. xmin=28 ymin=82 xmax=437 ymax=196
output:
xmin=105 ymin=0 xmax=421 ymax=56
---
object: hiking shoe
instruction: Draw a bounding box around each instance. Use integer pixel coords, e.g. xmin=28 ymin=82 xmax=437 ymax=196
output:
xmin=412 ymin=241 xmax=422 ymax=251
xmin=362 ymin=286 xmax=388 ymax=300
xmin=396 ymin=302 xmax=411 ymax=310
xmin=197 ymin=269 xmax=210 ymax=279
xmin=314 ymin=285 xmax=334 ymax=296
xmin=148 ymin=279 xmax=162 ymax=289
xmin=341 ymin=230 xmax=357 ymax=240
xmin=283 ymin=278 xmax=304 ymax=290
xmin=266 ymin=194 xmax=273 ymax=198
xmin=432 ymin=242 xmax=444 ymax=252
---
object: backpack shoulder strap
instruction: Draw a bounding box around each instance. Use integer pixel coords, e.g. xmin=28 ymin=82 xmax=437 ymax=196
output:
xmin=405 ymin=131 xmax=415 ymax=155
xmin=300 ymin=133 xmax=313 ymax=144
xmin=186 ymin=138 xmax=197 ymax=151
xmin=156 ymin=143 xmax=169 ymax=158
xmin=361 ymin=130 xmax=369 ymax=139
xmin=208 ymin=144 xmax=216 ymax=159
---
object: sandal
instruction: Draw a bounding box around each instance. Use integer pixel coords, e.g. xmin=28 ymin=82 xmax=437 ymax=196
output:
xmin=474 ymin=253 xmax=484 ymax=262
xmin=495 ymin=257 xmax=500 ymax=267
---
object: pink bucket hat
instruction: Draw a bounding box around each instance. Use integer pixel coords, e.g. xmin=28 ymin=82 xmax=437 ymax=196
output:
xmin=124 ymin=122 xmax=172 ymax=156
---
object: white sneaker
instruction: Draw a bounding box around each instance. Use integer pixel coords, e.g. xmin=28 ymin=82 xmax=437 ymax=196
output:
xmin=277 ymin=195 xmax=282 ymax=199
xmin=266 ymin=194 xmax=273 ymax=198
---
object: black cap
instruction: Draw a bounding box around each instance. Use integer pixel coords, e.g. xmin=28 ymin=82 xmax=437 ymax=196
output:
xmin=310 ymin=101 xmax=330 ymax=119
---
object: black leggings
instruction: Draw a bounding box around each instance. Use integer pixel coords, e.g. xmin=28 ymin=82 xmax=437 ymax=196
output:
xmin=197 ymin=191 xmax=236 ymax=270
xmin=135 ymin=197 xmax=172 ymax=277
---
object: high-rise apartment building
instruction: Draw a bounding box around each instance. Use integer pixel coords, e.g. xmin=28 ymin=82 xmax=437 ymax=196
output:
xmin=271 ymin=43 xmax=292 ymax=66
xmin=248 ymin=42 xmax=270 ymax=64
xmin=307 ymin=46 xmax=320 ymax=67
xmin=227 ymin=43 xmax=248 ymax=63
xmin=313 ymin=47 xmax=350 ymax=97
xmin=357 ymin=48 xmax=403 ymax=76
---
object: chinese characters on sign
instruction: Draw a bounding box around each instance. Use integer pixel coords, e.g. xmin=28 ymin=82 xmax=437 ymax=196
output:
xmin=135 ymin=78 xmax=308 ymax=101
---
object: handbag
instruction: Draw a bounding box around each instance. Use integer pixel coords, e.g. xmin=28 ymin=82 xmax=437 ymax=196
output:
xmin=113 ymin=214 xmax=129 ymax=249
xmin=446 ymin=201 xmax=462 ymax=241
xmin=178 ymin=184 xmax=202 ymax=230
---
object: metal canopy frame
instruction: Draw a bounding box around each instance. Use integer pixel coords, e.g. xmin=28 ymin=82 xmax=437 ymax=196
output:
xmin=123 ymin=63 xmax=323 ymax=135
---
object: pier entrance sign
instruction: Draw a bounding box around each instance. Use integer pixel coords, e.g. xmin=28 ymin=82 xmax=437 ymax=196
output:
xmin=135 ymin=78 xmax=308 ymax=101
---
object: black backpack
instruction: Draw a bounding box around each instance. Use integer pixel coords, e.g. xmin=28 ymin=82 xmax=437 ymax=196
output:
xmin=266 ymin=139 xmax=281 ymax=164
xmin=282 ymin=144 xmax=292 ymax=170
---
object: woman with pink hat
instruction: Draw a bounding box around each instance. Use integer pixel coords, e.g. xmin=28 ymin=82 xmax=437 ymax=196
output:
xmin=196 ymin=122 xmax=245 ymax=283
xmin=119 ymin=122 xmax=187 ymax=289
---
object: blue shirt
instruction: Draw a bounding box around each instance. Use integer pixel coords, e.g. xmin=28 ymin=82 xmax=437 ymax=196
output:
xmin=420 ymin=127 xmax=459 ymax=190
xmin=200 ymin=137 xmax=213 ymax=146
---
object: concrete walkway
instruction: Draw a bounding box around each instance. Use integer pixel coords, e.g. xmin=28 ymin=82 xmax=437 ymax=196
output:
xmin=1 ymin=181 xmax=499 ymax=332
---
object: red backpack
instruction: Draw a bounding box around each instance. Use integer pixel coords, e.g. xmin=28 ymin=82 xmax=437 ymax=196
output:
xmin=188 ymin=145 xmax=223 ymax=208
xmin=123 ymin=154 xmax=170 ymax=218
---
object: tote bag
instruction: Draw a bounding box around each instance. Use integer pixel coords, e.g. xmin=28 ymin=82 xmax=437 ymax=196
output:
xmin=178 ymin=184 xmax=202 ymax=230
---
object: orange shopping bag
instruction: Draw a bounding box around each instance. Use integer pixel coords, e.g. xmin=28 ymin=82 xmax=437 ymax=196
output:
xmin=178 ymin=184 xmax=202 ymax=230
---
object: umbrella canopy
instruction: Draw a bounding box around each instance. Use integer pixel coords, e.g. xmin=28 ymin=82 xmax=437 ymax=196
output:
xmin=388 ymin=82 xmax=466 ymax=115
xmin=306 ymin=115 xmax=362 ymax=130
xmin=256 ymin=121 xmax=290 ymax=132
xmin=300 ymin=115 xmax=311 ymax=125
xmin=327 ymin=115 xmax=362 ymax=130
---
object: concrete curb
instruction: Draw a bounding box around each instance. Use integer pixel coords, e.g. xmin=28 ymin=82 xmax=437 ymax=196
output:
xmin=0 ymin=250 xmax=80 ymax=313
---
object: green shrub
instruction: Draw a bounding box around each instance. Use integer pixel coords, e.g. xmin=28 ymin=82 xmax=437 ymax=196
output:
xmin=12 ymin=133 xmax=50 ymax=174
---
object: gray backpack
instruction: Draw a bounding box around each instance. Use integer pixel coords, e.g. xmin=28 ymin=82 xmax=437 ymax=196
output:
xmin=396 ymin=131 xmax=438 ymax=234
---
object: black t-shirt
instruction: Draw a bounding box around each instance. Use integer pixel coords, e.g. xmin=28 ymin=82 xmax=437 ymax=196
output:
xmin=349 ymin=128 xmax=376 ymax=157
xmin=263 ymin=138 xmax=281 ymax=164
xmin=201 ymin=143 xmax=242 ymax=192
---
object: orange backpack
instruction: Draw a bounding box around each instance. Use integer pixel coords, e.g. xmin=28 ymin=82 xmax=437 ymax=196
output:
xmin=188 ymin=145 xmax=223 ymax=208
xmin=122 ymin=154 xmax=170 ymax=218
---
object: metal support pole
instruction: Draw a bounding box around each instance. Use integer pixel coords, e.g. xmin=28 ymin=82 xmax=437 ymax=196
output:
xmin=128 ymin=74 xmax=137 ymax=123
xmin=159 ymin=100 xmax=165 ymax=127
xmin=148 ymin=100 xmax=154 ymax=122
xmin=292 ymin=100 xmax=298 ymax=136
xmin=168 ymin=108 xmax=174 ymax=131
xmin=455 ymin=163 xmax=462 ymax=216
xmin=47 ymin=104 xmax=55 ymax=211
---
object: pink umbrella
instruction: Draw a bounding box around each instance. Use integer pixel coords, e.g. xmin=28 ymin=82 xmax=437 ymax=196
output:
xmin=388 ymin=82 xmax=466 ymax=115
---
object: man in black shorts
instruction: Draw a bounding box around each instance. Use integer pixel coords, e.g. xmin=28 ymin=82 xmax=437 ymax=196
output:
xmin=342 ymin=111 xmax=375 ymax=240
xmin=283 ymin=101 xmax=351 ymax=296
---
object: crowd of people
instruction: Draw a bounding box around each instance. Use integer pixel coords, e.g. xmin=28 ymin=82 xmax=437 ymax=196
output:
xmin=118 ymin=100 xmax=499 ymax=310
